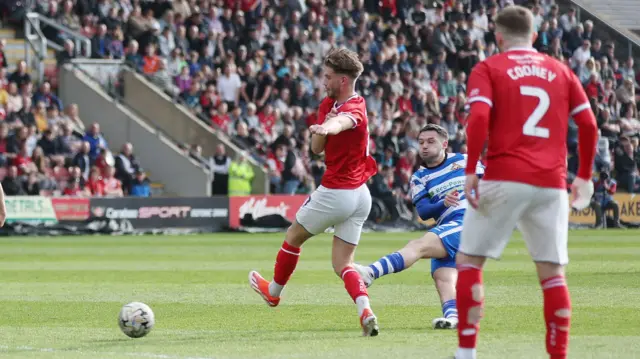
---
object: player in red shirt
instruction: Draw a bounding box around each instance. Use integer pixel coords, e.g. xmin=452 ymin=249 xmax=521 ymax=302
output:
xmin=249 ymin=48 xmax=380 ymax=336
xmin=452 ymin=7 xmax=598 ymax=359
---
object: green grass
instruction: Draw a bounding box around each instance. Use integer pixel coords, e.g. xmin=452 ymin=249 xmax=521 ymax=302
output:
xmin=0 ymin=230 xmax=638 ymax=359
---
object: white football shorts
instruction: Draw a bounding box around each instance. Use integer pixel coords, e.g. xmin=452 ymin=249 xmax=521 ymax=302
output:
xmin=460 ymin=180 xmax=569 ymax=265
xmin=296 ymin=184 xmax=372 ymax=245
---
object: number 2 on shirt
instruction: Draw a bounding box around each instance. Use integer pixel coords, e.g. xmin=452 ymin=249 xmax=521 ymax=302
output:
xmin=520 ymin=86 xmax=550 ymax=139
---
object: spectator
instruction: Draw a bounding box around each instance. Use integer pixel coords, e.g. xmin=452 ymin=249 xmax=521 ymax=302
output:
xmin=85 ymin=167 xmax=105 ymax=197
xmin=129 ymin=169 xmax=151 ymax=197
xmin=62 ymin=103 xmax=85 ymax=132
xmin=83 ymin=123 xmax=107 ymax=161
xmin=72 ymin=141 xmax=92 ymax=180
xmin=616 ymin=77 xmax=635 ymax=108
xmin=63 ymin=177 xmax=84 ymax=196
xmin=211 ymin=102 xmax=231 ymax=133
xmin=101 ymin=165 xmax=124 ymax=197
xmin=595 ymin=129 xmax=612 ymax=171
xmin=91 ymin=23 xmax=111 ymax=59
xmin=124 ymin=40 xmax=143 ymax=69
xmin=23 ymin=172 xmax=41 ymax=196
xmin=33 ymin=82 xmax=63 ymax=111
xmin=142 ymin=44 xmax=161 ymax=75
xmin=0 ymin=124 xmax=10 ymax=166
xmin=57 ymin=40 xmax=76 ymax=65
xmin=211 ymin=144 xmax=231 ymax=195
xmin=0 ymin=40 xmax=6 ymax=69
xmin=620 ymin=106 xmax=640 ymax=137
xmin=620 ymin=57 xmax=637 ymax=87
xmin=591 ymin=170 xmax=623 ymax=228
xmin=13 ymin=142 xmax=36 ymax=175
xmin=108 ymin=27 xmax=125 ymax=59
xmin=114 ymin=143 xmax=139 ymax=193
xmin=217 ymin=63 xmax=243 ymax=109
xmin=228 ymin=152 xmax=254 ymax=196
xmin=368 ymin=165 xmax=401 ymax=221
xmin=280 ymin=141 xmax=300 ymax=195
xmin=615 ymin=137 xmax=640 ymax=193
xmin=37 ymin=128 xmax=63 ymax=158
xmin=2 ymin=166 xmax=24 ymax=195
xmin=8 ymin=61 xmax=31 ymax=88
xmin=571 ymin=39 xmax=591 ymax=69
xmin=233 ymin=121 xmax=256 ymax=150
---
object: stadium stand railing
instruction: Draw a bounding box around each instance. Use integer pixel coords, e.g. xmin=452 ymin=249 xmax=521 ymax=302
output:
xmin=58 ymin=61 xmax=213 ymax=196
xmin=23 ymin=12 xmax=91 ymax=82
xmin=120 ymin=69 xmax=270 ymax=194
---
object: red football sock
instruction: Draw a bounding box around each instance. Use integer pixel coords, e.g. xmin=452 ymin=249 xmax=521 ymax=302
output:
xmin=340 ymin=266 xmax=368 ymax=302
xmin=541 ymin=275 xmax=571 ymax=359
xmin=456 ymin=264 xmax=484 ymax=350
xmin=273 ymin=241 xmax=301 ymax=286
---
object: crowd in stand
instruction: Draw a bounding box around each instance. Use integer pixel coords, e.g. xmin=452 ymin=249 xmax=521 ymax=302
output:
xmin=0 ymin=55 xmax=151 ymax=196
xmin=7 ymin=0 xmax=640 ymax=213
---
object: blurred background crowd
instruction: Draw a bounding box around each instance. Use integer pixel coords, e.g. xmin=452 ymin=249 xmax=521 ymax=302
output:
xmin=0 ymin=0 xmax=638 ymax=221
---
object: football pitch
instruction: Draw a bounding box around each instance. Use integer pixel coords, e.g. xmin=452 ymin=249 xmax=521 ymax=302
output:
xmin=0 ymin=230 xmax=638 ymax=359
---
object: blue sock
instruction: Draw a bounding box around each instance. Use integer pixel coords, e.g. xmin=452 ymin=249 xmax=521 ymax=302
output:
xmin=368 ymin=252 xmax=405 ymax=279
xmin=442 ymin=299 xmax=458 ymax=320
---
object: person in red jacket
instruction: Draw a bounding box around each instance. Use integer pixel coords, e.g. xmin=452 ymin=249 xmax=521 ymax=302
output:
xmin=584 ymin=72 xmax=603 ymax=99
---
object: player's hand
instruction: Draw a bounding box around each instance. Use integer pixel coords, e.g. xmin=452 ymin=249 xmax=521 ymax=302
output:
xmin=444 ymin=190 xmax=460 ymax=207
xmin=464 ymin=174 xmax=480 ymax=209
xmin=309 ymin=124 xmax=328 ymax=136
xmin=571 ymin=177 xmax=594 ymax=210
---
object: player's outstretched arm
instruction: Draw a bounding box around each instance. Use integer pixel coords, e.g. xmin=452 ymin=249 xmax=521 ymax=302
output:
xmin=309 ymin=115 xmax=355 ymax=154
xmin=318 ymin=115 xmax=355 ymax=135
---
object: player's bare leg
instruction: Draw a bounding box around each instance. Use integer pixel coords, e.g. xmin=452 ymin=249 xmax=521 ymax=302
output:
xmin=432 ymin=267 xmax=458 ymax=330
xmin=536 ymin=262 xmax=571 ymax=359
xmin=354 ymin=232 xmax=448 ymax=287
xmin=454 ymin=252 xmax=487 ymax=359
xmin=249 ymin=220 xmax=313 ymax=307
xmin=333 ymin=236 xmax=379 ymax=337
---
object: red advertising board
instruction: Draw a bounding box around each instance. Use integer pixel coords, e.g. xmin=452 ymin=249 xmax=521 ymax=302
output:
xmin=51 ymin=198 xmax=90 ymax=221
xmin=228 ymin=195 xmax=308 ymax=228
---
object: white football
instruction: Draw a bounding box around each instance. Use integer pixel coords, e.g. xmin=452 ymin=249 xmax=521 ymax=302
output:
xmin=118 ymin=302 xmax=155 ymax=338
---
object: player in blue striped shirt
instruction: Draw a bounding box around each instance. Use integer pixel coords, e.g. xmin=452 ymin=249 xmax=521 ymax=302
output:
xmin=355 ymin=124 xmax=484 ymax=330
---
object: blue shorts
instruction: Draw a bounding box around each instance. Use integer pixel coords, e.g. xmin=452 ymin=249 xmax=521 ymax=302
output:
xmin=428 ymin=221 xmax=462 ymax=276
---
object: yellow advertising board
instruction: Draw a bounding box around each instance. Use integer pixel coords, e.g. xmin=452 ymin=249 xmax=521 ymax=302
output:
xmin=416 ymin=193 xmax=640 ymax=226
xmin=569 ymin=193 xmax=640 ymax=224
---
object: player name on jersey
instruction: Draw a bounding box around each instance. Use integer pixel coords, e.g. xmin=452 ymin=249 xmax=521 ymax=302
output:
xmin=507 ymin=65 xmax=557 ymax=82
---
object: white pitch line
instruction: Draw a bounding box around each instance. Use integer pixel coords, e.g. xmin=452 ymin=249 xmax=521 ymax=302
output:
xmin=0 ymin=344 xmax=217 ymax=359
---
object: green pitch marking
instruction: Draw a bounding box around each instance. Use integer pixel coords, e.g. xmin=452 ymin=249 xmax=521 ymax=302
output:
xmin=0 ymin=230 xmax=638 ymax=359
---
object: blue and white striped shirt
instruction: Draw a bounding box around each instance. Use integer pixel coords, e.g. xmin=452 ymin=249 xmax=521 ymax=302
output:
xmin=410 ymin=153 xmax=485 ymax=224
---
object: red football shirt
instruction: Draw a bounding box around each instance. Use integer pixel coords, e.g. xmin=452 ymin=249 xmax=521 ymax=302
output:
xmin=465 ymin=48 xmax=593 ymax=189
xmin=258 ymin=111 xmax=275 ymax=136
xmin=13 ymin=155 xmax=33 ymax=175
xmin=318 ymin=95 xmax=377 ymax=189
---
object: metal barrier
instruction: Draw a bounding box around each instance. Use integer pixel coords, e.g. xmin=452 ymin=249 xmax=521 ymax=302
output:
xmin=23 ymin=12 xmax=91 ymax=82
xmin=23 ymin=14 xmax=47 ymax=82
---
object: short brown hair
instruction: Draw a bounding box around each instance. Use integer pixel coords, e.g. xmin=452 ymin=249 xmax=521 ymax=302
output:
xmin=419 ymin=124 xmax=449 ymax=140
xmin=495 ymin=5 xmax=534 ymax=38
xmin=323 ymin=47 xmax=364 ymax=79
